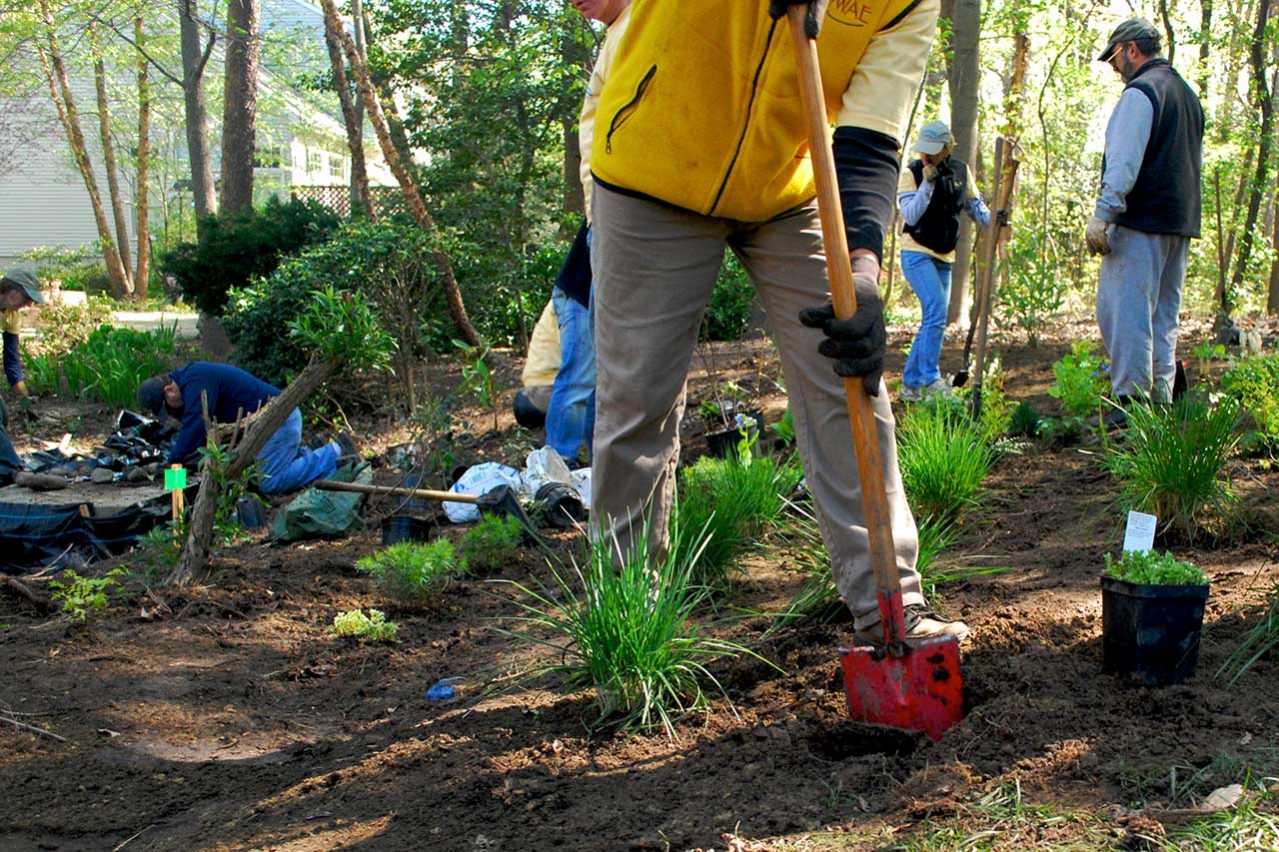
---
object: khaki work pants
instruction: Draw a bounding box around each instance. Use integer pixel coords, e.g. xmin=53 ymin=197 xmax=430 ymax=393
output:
xmin=589 ymin=184 xmax=924 ymax=629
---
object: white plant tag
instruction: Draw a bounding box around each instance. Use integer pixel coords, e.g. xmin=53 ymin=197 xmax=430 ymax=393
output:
xmin=1122 ymin=511 xmax=1157 ymax=553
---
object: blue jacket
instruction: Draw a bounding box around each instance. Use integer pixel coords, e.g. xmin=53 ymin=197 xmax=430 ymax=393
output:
xmin=166 ymin=363 xmax=281 ymax=465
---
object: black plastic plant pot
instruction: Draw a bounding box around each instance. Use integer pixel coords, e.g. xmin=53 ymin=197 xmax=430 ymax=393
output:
xmin=706 ymin=427 xmax=752 ymax=459
xmin=381 ymin=515 xmax=433 ymax=546
xmin=1101 ymin=576 xmax=1209 ymax=686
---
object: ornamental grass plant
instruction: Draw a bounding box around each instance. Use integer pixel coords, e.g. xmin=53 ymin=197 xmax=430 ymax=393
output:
xmin=498 ymin=521 xmax=768 ymax=737
xmin=896 ymin=397 xmax=996 ymax=524
xmin=1103 ymin=394 xmax=1241 ymax=542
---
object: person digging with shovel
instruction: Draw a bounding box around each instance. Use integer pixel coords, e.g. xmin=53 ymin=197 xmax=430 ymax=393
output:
xmin=586 ymin=0 xmax=967 ymax=646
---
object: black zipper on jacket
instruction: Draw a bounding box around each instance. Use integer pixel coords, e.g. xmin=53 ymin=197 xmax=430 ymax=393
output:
xmin=605 ymin=65 xmax=657 ymax=154
xmin=708 ymin=19 xmax=779 ymax=216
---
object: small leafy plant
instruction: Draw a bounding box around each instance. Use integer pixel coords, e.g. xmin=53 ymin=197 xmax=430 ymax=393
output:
xmin=1104 ymin=394 xmax=1241 ymax=541
xmin=1220 ymin=355 xmax=1279 ymax=454
xmin=1035 ymin=414 xmax=1087 ymax=447
xmin=896 ymin=397 xmax=995 ymax=523
xmin=1193 ymin=342 xmax=1226 ymax=382
xmin=50 ymin=568 xmax=126 ymax=621
xmin=499 ymin=521 xmax=770 ymax=737
xmin=330 ymin=609 xmax=399 ymax=642
xmin=1009 ymin=401 xmax=1041 ymax=437
xmin=457 ymin=514 xmax=524 ymax=573
xmin=770 ymin=406 xmax=795 ymax=446
xmin=1048 ymin=340 xmax=1109 ymax=418
xmin=1104 ymin=550 xmax=1206 ymax=586
xmin=355 ymin=540 xmax=459 ymax=605
xmin=452 ymin=338 xmax=498 ymax=431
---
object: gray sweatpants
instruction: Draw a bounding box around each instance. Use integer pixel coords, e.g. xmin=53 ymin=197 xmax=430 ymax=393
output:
xmin=590 ymin=184 xmax=924 ymax=629
xmin=1096 ymin=226 xmax=1189 ymax=401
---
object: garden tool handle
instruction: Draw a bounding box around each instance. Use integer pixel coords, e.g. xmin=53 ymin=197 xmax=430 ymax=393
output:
xmin=787 ymin=8 xmax=906 ymax=648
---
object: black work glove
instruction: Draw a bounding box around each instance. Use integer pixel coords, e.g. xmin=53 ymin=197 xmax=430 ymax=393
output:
xmin=798 ymin=254 xmax=887 ymax=396
xmin=768 ymin=0 xmax=830 ymax=38
xmin=996 ymin=208 xmax=1010 ymax=227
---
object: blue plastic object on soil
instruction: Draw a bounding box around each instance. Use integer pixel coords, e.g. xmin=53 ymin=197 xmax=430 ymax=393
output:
xmin=426 ymin=677 xmax=463 ymax=700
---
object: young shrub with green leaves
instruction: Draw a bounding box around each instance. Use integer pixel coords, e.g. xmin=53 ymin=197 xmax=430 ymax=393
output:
xmin=670 ymin=451 xmax=802 ymax=588
xmin=457 ymin=514 xmax=524 ymax=573
xmin=355 ymin=540 xmax=459 ymax=605
xmin=1104 ymin=550 xmax=1206 ymax=586
xmin=1048 ymin=340 xmax=1109 ymax=417
xmin=896 ymin=397 xmax=995 ymax=524
xmin=1104 ymin=394 xmax=1241 ymax=541
xmin=500 ymin=522 xmax=768 ymax=737
xmin=50 ymin=568 xmax=126 ymax=621
xmin=1220 ymin=355 xmax=1279 ymax=454
xmin=330 ymin=609 xmax=399 ymax=642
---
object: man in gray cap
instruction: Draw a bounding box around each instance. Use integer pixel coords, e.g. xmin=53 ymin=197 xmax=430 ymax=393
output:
xmin=896 ymin=120 xmax=994 ymax=401
xmin=0 ymin=268 xmax=42 ymax=486
xmin=1087 ymin=18 xmax=1203 ymax=422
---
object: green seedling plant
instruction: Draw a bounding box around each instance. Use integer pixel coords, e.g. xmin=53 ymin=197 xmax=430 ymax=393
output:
xmin=770 ymin=406 xmax=795 ymax=446
xmin=330 ymin=609 xmax=399 ymax=642
xmin=1193 ymin=342 xmax=1226 ymax=383
xmin=452 ymin=338 xmax=498 ymax=431
xmin=1009 ymin=400 xmax=1041 ymax=437
xmin=1104 ymin=394 xmax=1241 ymax=541
xmin=670 ymin=451 xmax=802 ymax=589
xmin=1048 ymin=340 xmax=1109 ymax=417
xmin=50 ymin=568 xmax=126 ymax=621
xmin=498 ymin=520 xmax=774 ymax=738
xmin=896 ymin=397 xmax=996 ymax=524
xmin=1104 ymin=550 xmax=1206 ymax=586
xmin=1036 ymin=414 xmax=1087 ymax=447
xmin=355 ymin=540 xmax=459 ymax=605
xmin=457 ymin=514 xmax=523 ymax=573
xmin=1220 ymin=354 xmax=1279 ymax=455
xmin=1216 ymin=585 xmax=1279 ymax=686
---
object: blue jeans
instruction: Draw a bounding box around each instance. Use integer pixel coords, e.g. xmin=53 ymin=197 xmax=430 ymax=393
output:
xmin=901 ymin=251 xmax=953 ymax=389
xmin=0 ymin=396 xmax=19 ymax=486
xmin=546 ymin=287 xmax=596 ymax=462
xmin=256 ymin=409 xmax=338 ymax=494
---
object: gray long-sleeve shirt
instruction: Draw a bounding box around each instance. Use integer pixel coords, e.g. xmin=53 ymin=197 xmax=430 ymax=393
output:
xmin=1095 ymin=88 xmax=1155 ymax=223
xmin=897 ymin=169 xmax=991 ymax=229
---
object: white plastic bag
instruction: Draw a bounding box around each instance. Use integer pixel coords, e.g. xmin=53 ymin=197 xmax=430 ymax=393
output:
xmin=444 ymin=462 xmax=523 ymax=523
xmin=570 ymin=467 xmax=592 ymax=507
xmin=523 ymin=446 xmax=574 ymax=492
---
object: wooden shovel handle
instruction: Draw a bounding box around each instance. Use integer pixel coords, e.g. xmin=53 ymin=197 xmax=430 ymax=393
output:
xmin=787 ymin=9 xmax=905 ymax=646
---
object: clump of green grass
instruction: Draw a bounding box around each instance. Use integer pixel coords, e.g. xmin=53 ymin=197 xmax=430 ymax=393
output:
xmin=670 ymin=451 xmax=802 ymax=589
xmin=1103 ymin=394 xmax=1241 ymax=541
xmin=1216 ymin=586 xmax=1279 ymax=686
xmin=355 ymin=540 xmax=458 ymax=605
xmin=499 ymin=522 xmax=770 ymax=737
xmin=896 ymin=397 xmax=996 ymax=524
xmin=24 ymin=323 xmax=178 ymax=407
xmin=1104 ymin=550 xmax=1206 ymax=586
xmin=1049 ymin=340 xmax=1109 ymax=417
xmin=457 ymin=514 xmax=523 ymax=573
xmin=330 ymin=609 xmax=398 ymax=642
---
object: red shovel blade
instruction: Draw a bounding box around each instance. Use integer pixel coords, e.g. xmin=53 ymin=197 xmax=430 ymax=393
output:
xmin=840 ymin=635 xmax=964 ymax=741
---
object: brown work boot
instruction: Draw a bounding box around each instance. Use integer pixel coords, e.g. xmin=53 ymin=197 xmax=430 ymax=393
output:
xmin=854 ymin=605 xmax=970 ymax=646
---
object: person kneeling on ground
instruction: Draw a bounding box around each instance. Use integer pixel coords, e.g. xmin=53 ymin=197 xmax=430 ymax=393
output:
xmin=138 ymin=362 xmax=357 ymax=495
xmin=514 ymin=300 xmax=560 ymax=431
xmin=896 ymin=121 xmax=995 ymax=403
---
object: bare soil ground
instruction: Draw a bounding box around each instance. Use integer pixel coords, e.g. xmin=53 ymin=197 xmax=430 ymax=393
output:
xmin=2 ymin=319 xmax=1277 ymax=851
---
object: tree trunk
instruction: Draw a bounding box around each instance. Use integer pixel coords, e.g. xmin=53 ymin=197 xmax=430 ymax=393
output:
xmin=89 ymin=25 xmax=134 ymax=297
xmin=319 ymin=0 xmax=481 ymax=346
xmin=1198 ymin=0 xmax=1213 ymax=99
xmin=1157 ymin=0 xmax=1176 ymax=65
xmin=169 ymin=358 xmax=339 ymax=585
xmin=37 ymin=2 xmax=130 ymax=298
xmin=135 ymin=16 xmax=152 ymax=299
xmin=1268 ymin=186 xmax=1279 ymax=314
xmin=1228 ymin=0 xmax=1274 ymax=298
xmin=560 ymin=10 xmax=590 ymax=231
xmin=324 ymin=12 xmax=375 ymax=218
xmin=180 ymin=0 xmax=217 ymax=235
xmin=220 ymin=0 xmax=260 ymax=215
xmin=945 ymin=0 xmax=981 ymax=325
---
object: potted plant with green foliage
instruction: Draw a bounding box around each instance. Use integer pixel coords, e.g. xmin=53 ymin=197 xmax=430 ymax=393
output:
xmin=700 ymin=381 xmax=763 ymax=459
xmin=1101 ymin=550 xmax=1209 ymax=686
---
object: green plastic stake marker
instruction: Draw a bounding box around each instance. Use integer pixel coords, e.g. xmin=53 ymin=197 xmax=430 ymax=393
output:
xmin=167 ymin=465 xmax=187 ymax=527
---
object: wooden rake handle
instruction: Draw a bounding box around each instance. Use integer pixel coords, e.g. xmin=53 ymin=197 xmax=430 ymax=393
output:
xmin=786 ymin=9 xmax=905 ymax=647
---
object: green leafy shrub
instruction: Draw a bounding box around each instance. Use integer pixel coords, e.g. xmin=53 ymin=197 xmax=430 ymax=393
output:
xmin=896 ymin=398 xmax=995 ymax=523
xmin=702 ymin=253 xmax=755 ymax=342
xmin=30 ymin=298 xmax=114 ymax=353
xmin=1220 ymin=355 xmax=1279 ymax=454
xmin=996 ymin=230 xmax=1067 ymax=346
xmin=1104 ymin=550 xmax=1206 ymax=586
xmin=355 ymin=540 xmax=458 ymax=605
xmin=1036 ymin=414 xmax=1087 ymax=446
xmin=19 ymin=244 xmax=104 ymax=292
xmin=24 ymin=324 xmax=178 ymax=407
xmin=330 ymin=609 xmax=399 ymax=642
xmin=671 ymin=452 xmax=803 ymax=588
xmin=159 ymin=196 xmax=341 ymax=316
xmin=458 ymin=514 xmax=524 ymax=573
xmin=500 ymin=522 xmax=768 ymax=736
xmin=50 ymin=568 xmax=126 ymax=621
xmin=225 ymin=218 xmax=434 ymax=387
xmin=1048 ymin=340 xmax=1109 ymax=417
xmin=1104 ymin=394 xmax=1241 ymax=541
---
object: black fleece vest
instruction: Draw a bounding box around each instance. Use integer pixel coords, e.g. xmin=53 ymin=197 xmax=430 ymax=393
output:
xmin=1107 ymin=60 xmax=1204 ymax=237
xmin=903 ymin=159 xmax=968 ymax=254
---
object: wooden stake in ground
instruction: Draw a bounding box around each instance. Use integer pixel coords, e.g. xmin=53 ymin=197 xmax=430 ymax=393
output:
xmin=970 ymin=137 xmax=1021 ymax=421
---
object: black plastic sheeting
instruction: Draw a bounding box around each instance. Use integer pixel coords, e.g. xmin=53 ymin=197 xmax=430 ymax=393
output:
xmin=0 ymin=493 xmax=181 ymax=575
